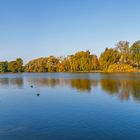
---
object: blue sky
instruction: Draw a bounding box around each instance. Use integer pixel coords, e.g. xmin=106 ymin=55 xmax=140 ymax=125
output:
xmin=0 ymin=0 xmax=140 ymax=63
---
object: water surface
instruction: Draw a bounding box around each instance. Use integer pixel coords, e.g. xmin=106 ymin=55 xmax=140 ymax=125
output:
xmin=0 ymin=73 xmax=140 ymax=140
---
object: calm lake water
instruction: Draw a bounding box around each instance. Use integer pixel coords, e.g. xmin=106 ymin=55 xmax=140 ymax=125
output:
xmin=0 ymin=73 xmax=140 ymax=140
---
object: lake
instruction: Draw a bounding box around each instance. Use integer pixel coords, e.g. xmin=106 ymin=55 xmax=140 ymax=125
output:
xmin=0 ymin=73 xmax=140 ymax=140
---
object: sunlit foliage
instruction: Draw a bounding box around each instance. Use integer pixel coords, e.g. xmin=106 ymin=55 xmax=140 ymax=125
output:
xmin=99 ymin=48 xmax=120 ymax=70
xmin=8 ymin=58 xmax=23 ymax=73
xmin=108 ymin=64 xmax=136 ymax=72
xmin=0 ymin=61 xmax=8 ymax=72
xmin=0 ymin=40 xmax=140 ymax=73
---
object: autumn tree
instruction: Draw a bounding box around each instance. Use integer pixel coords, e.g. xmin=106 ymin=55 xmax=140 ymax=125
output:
xmin=24 ymin=58 xmax=48 ymax=72
xmin=56 ymin=56 xmax=71 ymax=72
xmin=46 ymin=56 xmax=59 ymax=72
xmin=90 ymin=55 xmax=99 ymax=70
xmin=1 ymin=40 xmax=140 ymax=73
xmin=116 ymin=41 xmax=130 ymax=64
xmin=0 ymin=61 xmax=8 ymax=72
xmin=8 ymin=58 xmax=23 ymax=73
xmin=69 ymin=50 xmax=99 ymax=71
xmin=25 ymin=57 xmax=59 ymax=72
xmin=130 ymin=40 xmax=140 ymax=69
xmin=99 ymin=48 xmax=120 ymax=70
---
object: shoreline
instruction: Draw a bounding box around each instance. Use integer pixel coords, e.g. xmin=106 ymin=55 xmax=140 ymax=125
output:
xmin=0 ymin=70 xmax=139 ymax=74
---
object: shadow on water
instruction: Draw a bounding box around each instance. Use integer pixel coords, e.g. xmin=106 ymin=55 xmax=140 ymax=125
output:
xmin=0 ymin=73 xmax=140 ymax=102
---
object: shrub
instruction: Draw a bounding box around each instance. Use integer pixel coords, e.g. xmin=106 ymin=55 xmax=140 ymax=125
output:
xmin=107 ymin=64 xmax=136 ymax=72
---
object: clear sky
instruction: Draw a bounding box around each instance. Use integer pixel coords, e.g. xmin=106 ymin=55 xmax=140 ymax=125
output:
xmin=0 ymin=0 xmax=140 ymax=63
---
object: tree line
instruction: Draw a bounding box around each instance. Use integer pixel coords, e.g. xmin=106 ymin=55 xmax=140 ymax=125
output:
xmin=0 ymin=40 xmax=140 ymax=73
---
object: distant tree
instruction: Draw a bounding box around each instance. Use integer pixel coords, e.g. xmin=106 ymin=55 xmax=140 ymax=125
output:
xmin=90 ymin=55 xmax=99 ymax=70
xmin=2 ymin=39 xmax=140 ymax=73
xmin=0 ymin=61 xmax=8 ymax=72
xmin=8 ymin=61 xmax=17 ymax=73
xmin=70 ymin=50 xmax=94 ymax=71
xmin=130 ymin=40 xmax=140 ymax=69
xmin=16 ymin=58 xmax=23 ymax=72
xmin=46 ymin=56 xmax=59 ymax=72
xmin=56 ymin=56 xmax=71 ymax=72
xmin=24 ymin=57 xmax=48 ymax=72
xmin=99 ymin=48 xmax=120 ymax=70
xmin=8 ymin=58 xmax=23 ymax=73
xmin=116 ymin=41 xmax=130 ymax=64
xmin=24 ymin=57 xmax=59 ymax=72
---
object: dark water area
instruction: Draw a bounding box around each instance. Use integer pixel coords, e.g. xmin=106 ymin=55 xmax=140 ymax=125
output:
xmin=0 ymin=73 xmax=140 ymax=140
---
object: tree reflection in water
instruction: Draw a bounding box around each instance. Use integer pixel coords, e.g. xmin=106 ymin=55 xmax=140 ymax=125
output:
xmin=0 ymin=78 xmax=24 ymax=88
xmin=27 ymin=78 xmax=94 ymax=93
xmin=100 ymin=79 xmax=140 ymax=101
xmin=0 ymin=74 xmax=140 ymax=102
xmin=27 ymin=77 xmax=140 ymax=101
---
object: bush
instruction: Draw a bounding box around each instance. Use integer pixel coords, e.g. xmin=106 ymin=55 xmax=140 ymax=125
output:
xmin=107 ymin=64 xmax=136 ymax=72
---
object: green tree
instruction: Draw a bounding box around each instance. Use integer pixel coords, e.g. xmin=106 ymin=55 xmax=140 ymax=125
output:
xmin=99 ymin=48 xmax=120 ymax=70
xmin=69 ymin=50 xmax=98 ymax=71
xmin=24 ymin=57 xmax=48 ymax=72
xmin=0 ymin=61 xmax=8 ymax=72
xmin=8 ymin=58 xmax=23 ymax=73
xmin=24 ymin=57 xmax=59 ymax=72
xmin=56 ymin=56 xmax=71 ymax=72
xmin=90 ymin=55 xmax=99 ymax=70
xmin=46 ymin=56 xmax=59 ymax=72
xmin=130 ymin=40 xmax=140 ymax=69
xmin=16 ymin=58 xmax=23 ymax=72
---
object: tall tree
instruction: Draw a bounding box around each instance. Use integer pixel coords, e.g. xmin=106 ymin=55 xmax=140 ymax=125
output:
xmin=0 ymin=61 xmax=8 ymax=72
xmin=90 ymin=55 xmax=99 ymax=70
xmin=70 ymin=50 xmax=91 ymax=71
xmin=46 ymin=56 xmax=59 ymax=72
xmin=24 ymin=58 xmax=48 ymax=72
xmin=8 ymin=58 xmax=23 ymax=73
xmin=99 ymin=48 xmax=120 ymax=70
xmin=130 ymin=40 xmax=140 ymax=68
xmin=116 ymin=41 xmax=130 ymax=64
